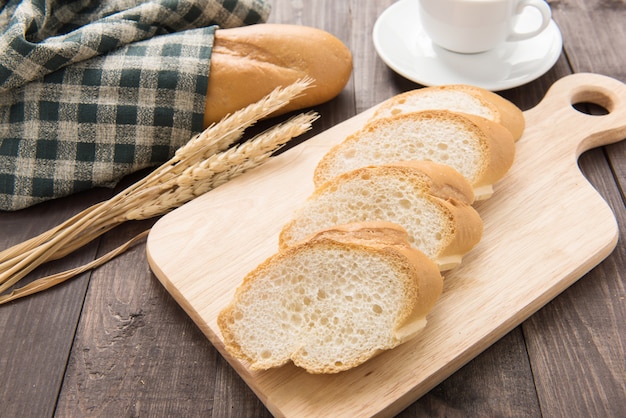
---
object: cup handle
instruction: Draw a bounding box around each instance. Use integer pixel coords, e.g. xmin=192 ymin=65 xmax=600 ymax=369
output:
xmin=508 ymin=0 xmax=552 ymax=42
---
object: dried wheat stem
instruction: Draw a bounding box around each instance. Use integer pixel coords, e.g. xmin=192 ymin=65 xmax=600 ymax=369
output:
xmin=0 ymin=203 xmax=118 ymax=280
xmin=0 ymin=207 xmax=120 ymax=293
xmin=0 ymin=230 xmax=150 ymax=305
xmin=0 ymin=202 xmax=109 ymax=263
xmin=0 ymin=221 xmax=118 ymax=276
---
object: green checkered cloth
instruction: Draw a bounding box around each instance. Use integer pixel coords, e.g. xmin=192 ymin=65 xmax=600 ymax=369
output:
xmin=0 ymin=0 xmax=270 ymax=211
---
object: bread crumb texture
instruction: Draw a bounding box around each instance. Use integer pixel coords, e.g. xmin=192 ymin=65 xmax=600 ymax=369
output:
xmin=218 ymin=237 xmax=442 ymax=374
xmin=374 ymin=89 xmax=495 ymax=120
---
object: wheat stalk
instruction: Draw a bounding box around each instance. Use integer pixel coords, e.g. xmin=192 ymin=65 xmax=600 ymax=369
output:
xmin=0 ymin=80 xmax=317 ymax=303
xmin=0 ymin=230 xmax=150 ymax=305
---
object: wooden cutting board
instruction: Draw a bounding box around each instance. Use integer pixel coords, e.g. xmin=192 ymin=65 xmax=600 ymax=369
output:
xmin=146 ymin=73 xmax=626 ymax=417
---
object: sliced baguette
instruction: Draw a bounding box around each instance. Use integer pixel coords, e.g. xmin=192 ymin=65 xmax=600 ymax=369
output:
xmin=280 ymin=163 xmax=483 ymax=270
xmin=313 ymin=110 xmax=516 ymax=200
xmin=218 ymin=222 xmax=443 ymax=374
xmin=371 ymin=84 xmax=525 ymax=141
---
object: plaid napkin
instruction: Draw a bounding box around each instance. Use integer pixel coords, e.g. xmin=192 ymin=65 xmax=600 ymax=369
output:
xmin=0 ymin=0 xmax=270 ymax=211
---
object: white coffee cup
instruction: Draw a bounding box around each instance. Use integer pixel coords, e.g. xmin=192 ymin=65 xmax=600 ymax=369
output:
xmin=419 ymin=0 xmax=552 ymax=54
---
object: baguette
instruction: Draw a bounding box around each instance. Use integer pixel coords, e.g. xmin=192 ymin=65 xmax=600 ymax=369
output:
xmin=280 ymin=162 xmax=483 ymax=270
xmin=371 ymin=84 xmax=525 ymax=141
xmin=218 ymin=222 xmax=443 ymax=374
xmin=204 ymin=24 xmax=353 ymax=127
xmin=313 ymin=110 xmax=516 ymax=200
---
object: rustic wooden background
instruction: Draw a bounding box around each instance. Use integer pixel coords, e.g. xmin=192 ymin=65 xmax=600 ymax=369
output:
xmin=1 ymin=0 xmax=624 ymax=416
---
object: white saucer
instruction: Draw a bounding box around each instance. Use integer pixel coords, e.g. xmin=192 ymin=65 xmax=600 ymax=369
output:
xmin=372 ymin=0 xmax=563 ymax=91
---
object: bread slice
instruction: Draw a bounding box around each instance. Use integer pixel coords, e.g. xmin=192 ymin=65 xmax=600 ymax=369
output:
xmin=313 ymin=110 xmax=516 ymax=200
xmin=218 ymin=222 xmax=444 ymax=374
xmin=281 ymin=163 xmax=483 ymax=270
xmin=371 ymin=84 xmax=525 ymax=141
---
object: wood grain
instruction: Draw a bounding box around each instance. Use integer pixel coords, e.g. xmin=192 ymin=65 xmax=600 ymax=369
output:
xmin=146 ymin=73 xmax=626 ymax=417
xmin=0 ymin=191 xmax=109 ymax=418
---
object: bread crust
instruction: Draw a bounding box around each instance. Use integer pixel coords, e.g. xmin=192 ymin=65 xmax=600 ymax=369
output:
xmin=204 ymin=24 xmax=353 ymax=126
xmin=459 ymin=112 xmax=517 ymax=191
xmin=389 ymin=160 xmax=475 ymax=204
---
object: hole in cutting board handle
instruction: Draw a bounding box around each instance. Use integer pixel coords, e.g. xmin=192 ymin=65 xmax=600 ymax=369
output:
xmin=571 ymin=101 xmax=610 ymax=116
xmin=570 ymin=89 xmax=613 ymax=116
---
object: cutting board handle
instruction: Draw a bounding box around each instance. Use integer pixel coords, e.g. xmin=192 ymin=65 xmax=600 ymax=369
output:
xmin=523 ymin=73 xmax=626 ymax=156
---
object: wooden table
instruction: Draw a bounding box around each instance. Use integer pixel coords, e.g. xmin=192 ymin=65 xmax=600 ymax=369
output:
xmin=2 ymin=1 xmax=624 ymax=416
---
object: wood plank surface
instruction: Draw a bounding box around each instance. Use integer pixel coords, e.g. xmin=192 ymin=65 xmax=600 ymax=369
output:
xmin=0 ymin=190 xmax=110 ymax=418
xmin=1 ymin=1 xmax=624 ymax=417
